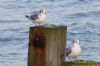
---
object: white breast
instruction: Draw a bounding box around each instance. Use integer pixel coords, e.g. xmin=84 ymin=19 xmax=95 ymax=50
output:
xmin=68 ymin=44 xmax=81 ymax=58
xmin=35 ymin=13 xmax=46 ymax=23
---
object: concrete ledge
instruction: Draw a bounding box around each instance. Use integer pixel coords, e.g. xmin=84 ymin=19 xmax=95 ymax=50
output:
xmin=62 ymin=61 xmax=100 ymax=66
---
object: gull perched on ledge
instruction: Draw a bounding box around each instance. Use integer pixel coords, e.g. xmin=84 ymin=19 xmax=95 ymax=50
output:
xmin=65 ymin=39 xmax=81 ymax=61
xmin=25 ymin=9 xmax=46 ymax=26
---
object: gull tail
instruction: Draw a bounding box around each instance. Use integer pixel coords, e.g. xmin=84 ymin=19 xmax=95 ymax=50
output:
xmin=25 ymin=15 xmax=29 ymax=18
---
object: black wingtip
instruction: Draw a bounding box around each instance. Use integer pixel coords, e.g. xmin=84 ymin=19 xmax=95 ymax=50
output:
xmin=25 ymin=15 xmax=29 ymax=18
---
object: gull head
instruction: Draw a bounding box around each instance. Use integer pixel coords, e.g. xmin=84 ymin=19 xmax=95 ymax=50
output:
xmin=73 ymin=39 xmax=80 ymax=44
xmin=39 ymin=9 xmax=46 ymax=14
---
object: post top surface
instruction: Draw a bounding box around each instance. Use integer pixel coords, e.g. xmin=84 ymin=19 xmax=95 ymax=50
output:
xmin=30 ymin=24 xmax=67 ymax=29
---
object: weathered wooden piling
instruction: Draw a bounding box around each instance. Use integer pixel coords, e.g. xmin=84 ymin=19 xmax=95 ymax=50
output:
xmin=28 ymin=26 xmax=67 ymax=66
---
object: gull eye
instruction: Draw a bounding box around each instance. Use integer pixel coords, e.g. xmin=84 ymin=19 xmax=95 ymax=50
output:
xmin=40 ymin=10 xmax=42 ymax=13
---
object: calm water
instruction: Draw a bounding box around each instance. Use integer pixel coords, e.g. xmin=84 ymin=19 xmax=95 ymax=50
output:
xmin=0 ymin=0 xmax=100 ymax=66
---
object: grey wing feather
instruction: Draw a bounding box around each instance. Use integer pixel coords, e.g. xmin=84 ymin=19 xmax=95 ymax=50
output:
xmin=66 ymin=47 xmax=72 ymax=56
xmin=30 ymin=14 xmax=39 ymax=20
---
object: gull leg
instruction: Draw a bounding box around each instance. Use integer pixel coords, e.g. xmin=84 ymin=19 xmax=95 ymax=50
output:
xmin=35 ymin=23 xmax=38 ymax=26
xmin=36 ymin=23 xmax=40 ymax=26
xmin=36 ymin=24 xmax=37 ymax=26
xmin=69 ymin=57 xmax=72 ymax=62
xmin=38 ymin=23 xmax=41 ymax=26
xmin=39 ymin=23 xmax=40 ymax=26
xmin=74 ymin=57 xmax=77 ymax=61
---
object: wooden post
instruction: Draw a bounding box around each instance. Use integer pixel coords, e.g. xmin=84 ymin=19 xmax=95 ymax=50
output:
xmin=28 ymin=26 xmax=67 ymax=66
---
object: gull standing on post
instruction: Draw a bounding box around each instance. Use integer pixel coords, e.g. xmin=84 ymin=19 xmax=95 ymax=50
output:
xmin=25 ymin=9 xmax=46 ymax=26
xmin=65 ymin=39 xmax=81 ymax=61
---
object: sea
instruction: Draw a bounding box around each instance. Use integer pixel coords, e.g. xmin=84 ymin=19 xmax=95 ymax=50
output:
xmin=0 ymin=0 xmax=100 ymax=66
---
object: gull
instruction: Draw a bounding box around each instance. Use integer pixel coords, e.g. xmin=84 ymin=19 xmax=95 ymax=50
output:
xmin=65 ymin=39 xmax=81 ymax=61
xmin=25 ymin=9 xmax=46 ymax=26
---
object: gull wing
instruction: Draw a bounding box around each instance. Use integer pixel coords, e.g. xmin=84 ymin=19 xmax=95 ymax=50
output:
xmin=30 ymin=13 xmax=39 ymax=20
xmin=66 ymin=47 xmax=72 ymax=56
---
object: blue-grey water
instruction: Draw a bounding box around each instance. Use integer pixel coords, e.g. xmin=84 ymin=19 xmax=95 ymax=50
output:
xmin=0 ymin=0 xmax=100 ymax=66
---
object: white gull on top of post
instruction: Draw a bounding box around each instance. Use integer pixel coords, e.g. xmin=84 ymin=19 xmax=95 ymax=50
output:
xmin=25 ymin=9 xmax=46 ymax=26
